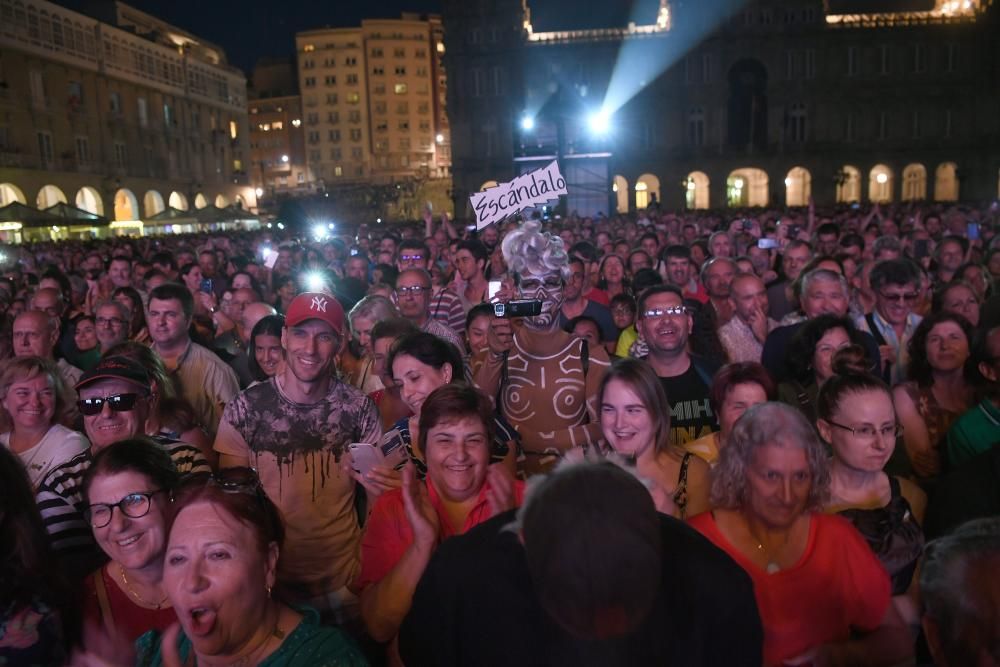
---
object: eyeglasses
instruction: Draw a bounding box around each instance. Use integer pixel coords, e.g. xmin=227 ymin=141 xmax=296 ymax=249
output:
xmin=878 ymin=291 xmax=919 ymax=303
xmin=96 ymin=317 xmax=126 ymax=327
xmin=86 ymin=490 xmax=162 ymax=528
xmin=396 ymin=285 xmax=430 ymax=296
xmin=519 ymin=276 xmax=563 ymax=292
xmin=399 ymin=254 xmax=425 ymax=262
xmin=77 ymin=392 xmax=146 ymax=416
xmin=826 ymin=420 xmax=903 ymax=440
xmin=171 ymin=467 xmax=267 ymax=503
xmin=641 ymin=306 xmax=687 ymax=319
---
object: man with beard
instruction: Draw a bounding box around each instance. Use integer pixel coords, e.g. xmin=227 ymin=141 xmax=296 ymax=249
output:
xmin=635 ymin=285 xmax=720 ymax=446
xmin=214 ymin=292 xmax=381 ymax=620
xmin=474 ymin=221 xmax=610 ymax=474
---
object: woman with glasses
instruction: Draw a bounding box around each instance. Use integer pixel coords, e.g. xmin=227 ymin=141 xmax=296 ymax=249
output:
xmin=816 ymin=355 xmax=926 ymax=630
xmin=136 ymin=467 xmax=365 ymax=666
xmin=357 ymin=384 xmax=523 ymax=649
xmin=892 ymin=312 xmax=974 ymax=483
xmin=689 ymin=402 xmax=913 ymax=666
xmin=0 ymin=356 xmax=87 ymax=488
xmin=81 ymin=438 xmax=180 ymax=650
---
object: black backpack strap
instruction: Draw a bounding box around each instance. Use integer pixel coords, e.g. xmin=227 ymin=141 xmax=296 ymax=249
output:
xmin=865 ymin=312 xmax=888 ymax=346
xmin=581 ymin=338 xmax=590 ymax=378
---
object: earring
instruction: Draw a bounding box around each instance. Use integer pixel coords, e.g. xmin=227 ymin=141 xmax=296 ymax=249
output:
xmin=266 ymin=584 xmax=272 ymax=599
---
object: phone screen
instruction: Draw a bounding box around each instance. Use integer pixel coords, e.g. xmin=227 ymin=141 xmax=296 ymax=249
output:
xmin=488 ymin=280 xmax=502 ymax=301
xmin=967 ymin=222 xmax=981 ymax=240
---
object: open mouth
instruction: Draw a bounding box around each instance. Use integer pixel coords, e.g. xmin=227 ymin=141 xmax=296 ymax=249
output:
xmin=187 ymin=607 xmax=218 ymax=637
xmin=117 ymin=534 xmax=142 ymax=547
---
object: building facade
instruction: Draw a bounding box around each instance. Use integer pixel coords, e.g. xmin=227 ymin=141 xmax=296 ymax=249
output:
xmin=248 ymin=58 xmax=312 ymax=202
xmin=294 ymin=14 xmax=451 ymax=189
xmin=442 ymin=0 xmax=1000 ymax=217
xmin=0 ymin=0 xmax=255 ymax=236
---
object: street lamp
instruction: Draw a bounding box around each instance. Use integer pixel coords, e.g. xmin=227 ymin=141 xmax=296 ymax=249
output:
xmin=520 ymin=115 xmax=535 ymax=132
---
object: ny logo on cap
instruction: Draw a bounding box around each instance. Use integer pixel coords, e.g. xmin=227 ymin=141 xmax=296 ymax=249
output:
xmin=310 ymin=296 xmax=328 ymax=313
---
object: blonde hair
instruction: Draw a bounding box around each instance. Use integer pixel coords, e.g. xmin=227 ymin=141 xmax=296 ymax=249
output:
xmin=0 ymin=356 xmax=76 ymax=431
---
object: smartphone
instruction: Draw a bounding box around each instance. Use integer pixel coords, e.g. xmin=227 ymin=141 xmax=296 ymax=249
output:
xmin=758 ymin=238 xmax=779 ymax=250
xmin=350 ymin=248 xmax=359 ymax=256
xmin=494 ymin=299 xmax=543 ymax=318
xmin=466 ymin=224 xmax=477 ymax=232
xmin=348 ymin=443 xmax=382 ymax=477
xmin=788 ymin=224 xmax=801 ymax=237
xmin=199 ymin=278 xmax=213 ymax=294
xmin=264 ymin=249 xmax=279 ymax=269
xmin=851 ymin=202 xmax=861 ymax=210
xmin=913 ymin=239 xmax=929 ymax=259
xmin=967 ymin=222 xmax=981 ymax=240
xmin=742 ymin=219 xmax=753 ymax=231
xmin=488 ymin=280 xmax=502 ymax=301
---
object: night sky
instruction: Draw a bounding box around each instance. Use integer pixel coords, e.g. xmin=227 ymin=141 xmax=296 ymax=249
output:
xmin=59 ymin=0 xmax=443 ymax=75
xmin=56 ymin=0 xmax=675 ymax=77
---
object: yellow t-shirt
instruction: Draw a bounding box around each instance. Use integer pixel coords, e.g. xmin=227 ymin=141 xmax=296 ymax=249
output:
xmin=683 ymin=432 xmax=721 ymax=467
xmin=615 ymin=325 xmax=638 ymax=357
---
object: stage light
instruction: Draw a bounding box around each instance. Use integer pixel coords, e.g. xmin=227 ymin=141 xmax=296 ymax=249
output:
xmin=587 ymin=110 xmax=611 ymax=135
xmin=520 ymin=115 xmax=535 ymax=131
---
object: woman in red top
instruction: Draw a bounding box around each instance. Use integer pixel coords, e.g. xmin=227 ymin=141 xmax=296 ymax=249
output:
xmin=688 ymin=401 xmax=912 ymax=666
xmin=357 ymin=383 xmax=523 ymax=651
xmin=81 ymin=438 xmax=179 ymax=654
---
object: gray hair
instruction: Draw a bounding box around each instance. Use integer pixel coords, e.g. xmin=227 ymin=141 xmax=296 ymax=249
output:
xmin=871 ymin=235 xmax=902 ymax=256
xmin=699 ymin=256 xmax=738 ymax=286
xmin=501 ymin=219 xmax=570 ymax=280
xmin=95 ymin=299 xmax=131 ymax=320
xmin=920 ymin=517 xmax=1000 ymax=666
xmin=800 ymin=268 xmax=849 ymax=300
xmin=348 ymin=295 xmax=398 ymax=330
xmin=710 ymin=402 xmax=831 ymax=510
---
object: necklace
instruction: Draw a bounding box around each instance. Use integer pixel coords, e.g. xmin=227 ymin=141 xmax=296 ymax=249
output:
xmin=119 ymin=564 xmax=169 ymax=610
xmin=746 ymin=524 xmax=790 ymax=575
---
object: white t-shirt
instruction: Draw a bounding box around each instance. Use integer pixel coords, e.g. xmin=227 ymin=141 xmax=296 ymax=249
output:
xmin=2 ymin=424 xmax=90 ymax=488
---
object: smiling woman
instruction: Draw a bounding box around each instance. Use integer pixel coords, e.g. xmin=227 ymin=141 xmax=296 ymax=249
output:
xmin=136 ymin=467 xmax=366 ymax=666
xmin=80 ymin=439 xmax=181 ymax=652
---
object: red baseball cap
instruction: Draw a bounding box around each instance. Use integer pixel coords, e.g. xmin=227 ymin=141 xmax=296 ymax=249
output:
xmin=285 ymin=292 xmax=346 ymax=335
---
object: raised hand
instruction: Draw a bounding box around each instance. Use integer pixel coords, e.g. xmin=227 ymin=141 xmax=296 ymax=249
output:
xmin=401 ymin=462 xmax=439 ymax=549
xmin=485 ymin=464 xmax=517 ymax=515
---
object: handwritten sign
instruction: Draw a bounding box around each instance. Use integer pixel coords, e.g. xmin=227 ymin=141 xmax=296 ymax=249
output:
xmin=470 ymin=160 xmax=568 ymax=229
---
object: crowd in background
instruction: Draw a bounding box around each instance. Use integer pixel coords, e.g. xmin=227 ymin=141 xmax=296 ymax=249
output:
xmin=1 ymin=199 xmax=999 ymax=666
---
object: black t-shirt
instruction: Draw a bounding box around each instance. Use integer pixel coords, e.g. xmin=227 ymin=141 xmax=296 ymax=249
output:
xmin=399 ymin=511 xmax=763 ymax=667
xmin=659 ymin=360 xmax=718 ymax=446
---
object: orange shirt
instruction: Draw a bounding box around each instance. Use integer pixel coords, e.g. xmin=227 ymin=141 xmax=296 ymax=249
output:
xmin=356 ymin=476 xmax=525 ymax=591
xmin=688 ymin=512 xmax=891 ymax=666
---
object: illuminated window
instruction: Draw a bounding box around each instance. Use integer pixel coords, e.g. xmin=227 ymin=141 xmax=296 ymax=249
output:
xmin=273 ymin=121 xmax=283 ymax=130
xmin=334 ymin=166 xmax=343 ymax=176
xmin=347 ymin=93 xmax=360 ymax=104
xmin=292 ymin=119 xmax=301 ymax=127
xmin=394 ymin=83 xmax=408 ymax=94
xmin=233 ymin=159 xmax=243 ymax=171
xmin=304 ymin=44 xmax=315 ymax=52
xmin=436 ymin=42 xmax=445 ymax=53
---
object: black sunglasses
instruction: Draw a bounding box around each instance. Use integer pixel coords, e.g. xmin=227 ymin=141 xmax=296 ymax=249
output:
xmin=77 ymin=392 xmax=146 ymax=416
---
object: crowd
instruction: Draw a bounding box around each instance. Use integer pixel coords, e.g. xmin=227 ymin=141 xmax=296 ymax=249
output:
xmin=1 ymin=199 xmax=999 ymax=666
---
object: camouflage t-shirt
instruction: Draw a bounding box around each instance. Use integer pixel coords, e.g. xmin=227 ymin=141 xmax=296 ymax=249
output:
xmin=218 ymin=377 xmax=381 ymax=598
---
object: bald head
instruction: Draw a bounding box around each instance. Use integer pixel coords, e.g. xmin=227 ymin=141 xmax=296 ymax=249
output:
xmin=13 ymin=310 xmax=59 ymax=358
xmin=30 ymin=287 xmax=65 ymax=320
xmin=240 ymin=302 xmax=278 ymax=343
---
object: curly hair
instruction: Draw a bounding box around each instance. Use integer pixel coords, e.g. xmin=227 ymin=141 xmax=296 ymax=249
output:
xmin=906 ymin=311 xmax=974 ymax=388
xmin=784 ymin=315 xmax=865 ymax=385
xmin=710 ymin=401 xmax=831 ymax=511
xmin=501 ymin=219 xmax=570 ymax=280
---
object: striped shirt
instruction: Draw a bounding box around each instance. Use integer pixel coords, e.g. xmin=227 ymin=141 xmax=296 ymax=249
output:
xmin=35 ymin=436 xmax=210 ymax=577
xmin=429 ymin=288 xmax=466 ymax=334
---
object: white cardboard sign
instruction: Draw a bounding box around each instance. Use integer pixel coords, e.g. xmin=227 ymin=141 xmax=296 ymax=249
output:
xmin=470 ymin=160 xmax=568 ymax=229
